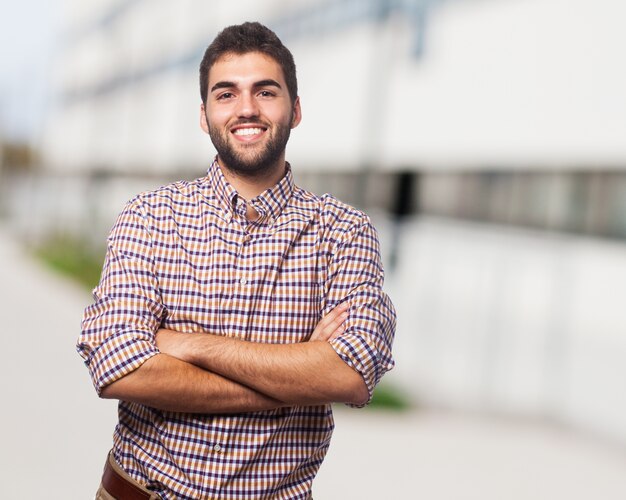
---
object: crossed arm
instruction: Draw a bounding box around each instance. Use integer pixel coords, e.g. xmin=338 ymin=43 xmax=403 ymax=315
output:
xmin=100 ymin=302 xmax=369 ymax=412
xmin=87 ymin=201 xmax=394 ymax=414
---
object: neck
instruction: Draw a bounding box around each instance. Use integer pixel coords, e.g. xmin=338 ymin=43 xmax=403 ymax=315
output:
xmin=217 ymin=157 xmax=287 ymax=201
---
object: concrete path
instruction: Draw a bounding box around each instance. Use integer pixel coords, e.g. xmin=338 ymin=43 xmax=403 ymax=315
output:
xmin=315 ymin=410 xmax=626 ymax=499
xmin=0 ymin=226 xmax=118 ymax=499
xmin=1 ymin=225 xmax=626 ymax=499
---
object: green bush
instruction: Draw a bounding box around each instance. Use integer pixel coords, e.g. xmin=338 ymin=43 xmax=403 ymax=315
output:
xmin=35 ymin=235 xmax=104 ymax=290
xmin=368 ymin=383 xmax=411 ymax=410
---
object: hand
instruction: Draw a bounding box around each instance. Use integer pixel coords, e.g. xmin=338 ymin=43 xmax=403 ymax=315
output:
xmin=156 ymin=329 xmax=192 ymax=362
xmin=309 ymin=302 xmax=350 ymax=342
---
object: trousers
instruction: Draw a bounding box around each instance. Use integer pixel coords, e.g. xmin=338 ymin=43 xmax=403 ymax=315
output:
xmin=95 ymin=451 xmax=159 ymax=500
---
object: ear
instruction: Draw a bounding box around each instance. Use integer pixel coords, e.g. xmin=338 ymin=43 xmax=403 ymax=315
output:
xmin=291 ymin=96 xmax=302 ymax=129
xmin=200 ymin=103 xmax=209 ymax=134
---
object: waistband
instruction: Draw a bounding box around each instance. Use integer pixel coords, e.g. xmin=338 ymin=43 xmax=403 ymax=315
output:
xmin=102 ymin=452 xmax=157 ymax=500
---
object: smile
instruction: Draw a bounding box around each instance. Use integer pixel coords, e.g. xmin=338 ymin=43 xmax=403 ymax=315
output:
xmin=233 ymin=127 xmax=266 ymax=137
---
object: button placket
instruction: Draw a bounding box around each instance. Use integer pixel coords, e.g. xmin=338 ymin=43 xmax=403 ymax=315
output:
xmin=237 ymin=225 xmax=252 ymax=285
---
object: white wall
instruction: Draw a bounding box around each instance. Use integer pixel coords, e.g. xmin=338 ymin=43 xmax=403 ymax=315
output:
xmin=42 ymin=0 xmax=626 ymax=172
xmin=386 ymin=216 xmax=626 ymax=442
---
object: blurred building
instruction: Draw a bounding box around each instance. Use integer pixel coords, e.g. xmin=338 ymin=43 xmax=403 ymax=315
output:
xmin=20 ymin=0 xmax=626 ymax=443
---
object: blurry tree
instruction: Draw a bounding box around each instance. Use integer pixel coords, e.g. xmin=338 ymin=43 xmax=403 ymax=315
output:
xmin=0 ymin=140 xmax=38 ymax=173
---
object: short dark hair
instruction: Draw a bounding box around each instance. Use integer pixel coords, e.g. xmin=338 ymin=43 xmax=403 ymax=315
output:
xmin=199 ymin=22 xmax=298 ymax=105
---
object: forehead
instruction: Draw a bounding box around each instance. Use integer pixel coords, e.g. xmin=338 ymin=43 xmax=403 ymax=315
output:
xmin=208 ymin=51 xmax=285 ymax=87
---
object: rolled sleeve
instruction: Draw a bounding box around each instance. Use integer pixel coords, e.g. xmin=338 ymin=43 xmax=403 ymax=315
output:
xmin=325 ymin=217 xmax=396 ymax=407
xmin=78 ymin=199 xmax=165 ymax=394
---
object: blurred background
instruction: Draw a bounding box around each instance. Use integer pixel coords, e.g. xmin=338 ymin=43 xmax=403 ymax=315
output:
xmin=2 ymin=0 xmax=626 ymax=498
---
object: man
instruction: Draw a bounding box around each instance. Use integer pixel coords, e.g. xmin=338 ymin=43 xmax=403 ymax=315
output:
xmin=79 ymin=22 xmax=395 ymax=499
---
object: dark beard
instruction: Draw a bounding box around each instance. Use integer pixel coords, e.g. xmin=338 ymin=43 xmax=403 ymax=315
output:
xmin=208 ymin=120 xmax=292 ymax=178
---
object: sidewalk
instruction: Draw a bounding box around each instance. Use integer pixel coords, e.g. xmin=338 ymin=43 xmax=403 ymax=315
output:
xmin=0 ymin=226 xmax=118 ymax=499
xmin=315 ymin=409 xmax=626 ymax=499
xmin=1 ymin=225 xmax=626 ymax=499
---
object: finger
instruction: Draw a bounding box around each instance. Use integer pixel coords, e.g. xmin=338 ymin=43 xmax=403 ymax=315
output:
xmin=310 ymin=303 xmax=350 ymax=341
xmin=328 ymin=311 xmax=348 ymax=331
xmin=322 ymin=309 xmax=348 ymax=333
xmin=315 ymin=310 xmax=348 ymax=341
xmin=311 ymin=309 xmax=341 ymax=338
xmin=319 ymin=302 xmax=348 ymax=327
xmin=329 ymin=322 xmax=346 ymax=341
xmin=334 ymin=301 xmax=350 ymax=313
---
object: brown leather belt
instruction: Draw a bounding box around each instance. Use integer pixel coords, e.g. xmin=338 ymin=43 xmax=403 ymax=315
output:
xmin=102 ymin=456 xmax=153 ymax=500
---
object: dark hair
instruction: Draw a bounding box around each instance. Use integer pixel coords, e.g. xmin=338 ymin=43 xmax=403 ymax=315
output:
xmin=199 ymin=22 xmax=298 ymax=105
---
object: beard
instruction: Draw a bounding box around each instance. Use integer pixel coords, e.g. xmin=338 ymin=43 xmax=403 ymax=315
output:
xmin=208 ymin=117 xmax=292 ymax=178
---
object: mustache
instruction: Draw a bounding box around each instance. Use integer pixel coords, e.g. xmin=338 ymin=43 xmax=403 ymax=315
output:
xmin=230 ymin=118 xmax=269 ymax=128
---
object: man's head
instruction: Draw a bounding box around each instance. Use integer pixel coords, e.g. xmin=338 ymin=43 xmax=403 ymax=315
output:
xmin=199 ymin=22 xmax=298 ymax=105
xmin=199 ymin=23 xmax=302 ymax=179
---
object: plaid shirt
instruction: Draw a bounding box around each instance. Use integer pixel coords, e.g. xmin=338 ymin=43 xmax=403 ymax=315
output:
xmin=78 ymin=160 xmax=396 ymax=499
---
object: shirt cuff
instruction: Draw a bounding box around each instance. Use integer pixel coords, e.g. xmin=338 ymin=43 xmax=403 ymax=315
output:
xmin=329 ymin=335 xmax=381 ymax=408
xmin=84 ymin=330 xmax=160 ymax=395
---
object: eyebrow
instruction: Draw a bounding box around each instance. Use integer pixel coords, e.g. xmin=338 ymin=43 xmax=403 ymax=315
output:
xmin=210 ymin=79 xmax=283 ymax=93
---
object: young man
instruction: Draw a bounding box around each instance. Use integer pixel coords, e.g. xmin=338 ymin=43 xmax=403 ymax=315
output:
xmin=79 ymin=22 xmax=395 ymax=499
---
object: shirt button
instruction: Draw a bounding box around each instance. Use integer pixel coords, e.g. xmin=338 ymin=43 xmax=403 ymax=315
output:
xmin=239 ymin=277 xmax=247 ymax=285
xmin=213 ymin=444 xmax=222 ymax=452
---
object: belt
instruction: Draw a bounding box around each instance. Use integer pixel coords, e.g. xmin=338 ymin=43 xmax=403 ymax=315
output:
xmin=102 ymin=455 xmax=153 ymax=500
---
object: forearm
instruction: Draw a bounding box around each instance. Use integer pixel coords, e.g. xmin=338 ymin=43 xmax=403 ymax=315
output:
xmin=159 ymin=331 xmax=368 ymax=406
xmin=100 ymin=353 xmax=285 ymax=413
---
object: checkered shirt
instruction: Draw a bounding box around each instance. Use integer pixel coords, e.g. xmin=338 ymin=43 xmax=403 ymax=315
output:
xmin=78 ymin=160 xmax=396 ymax=499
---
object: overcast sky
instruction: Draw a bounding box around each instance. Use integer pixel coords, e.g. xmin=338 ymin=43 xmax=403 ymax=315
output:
xmin=0 ymin=0 xmax=60 ymax=143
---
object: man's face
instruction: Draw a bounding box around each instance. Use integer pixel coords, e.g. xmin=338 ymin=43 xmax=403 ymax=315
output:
xmin=201 ymin=51 xmax=301 ymax=177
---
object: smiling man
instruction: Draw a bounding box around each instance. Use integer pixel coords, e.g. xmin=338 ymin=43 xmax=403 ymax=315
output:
xmin=79 ymin=22 xmax=395 ymax=500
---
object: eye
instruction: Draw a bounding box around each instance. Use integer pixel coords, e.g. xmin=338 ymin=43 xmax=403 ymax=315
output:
xmin=258 ymin=90 xmax=275 ymax=98
xmin=216 ymin=92 xmax=235 ymax=100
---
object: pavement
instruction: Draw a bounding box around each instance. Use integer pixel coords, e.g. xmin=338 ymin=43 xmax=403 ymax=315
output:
xmin=1 ymin=224 xmax=626 ymax=499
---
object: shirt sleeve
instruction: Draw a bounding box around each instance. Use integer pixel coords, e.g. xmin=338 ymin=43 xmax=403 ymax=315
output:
xmin=325 ymin=216 xmax=396 ymax=407
xmin=77 ymin=198 xmax=164 ymax=395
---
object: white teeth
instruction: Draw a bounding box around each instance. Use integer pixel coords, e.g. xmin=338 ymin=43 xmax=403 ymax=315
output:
xmin=234 ymin=127 xmax=263 ymax=136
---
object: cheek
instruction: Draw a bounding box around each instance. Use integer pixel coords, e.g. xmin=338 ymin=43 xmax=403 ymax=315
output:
xmin=206 ymin=106 xmax=231 ymax=129
xmin=266 ymin=105 xmax=295 ymax=127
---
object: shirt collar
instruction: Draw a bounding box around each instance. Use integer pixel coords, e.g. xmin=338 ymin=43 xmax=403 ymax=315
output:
xmin=206 ymin=158 xmax=237 ymax=217
xmin=249 ymin=162 xmax=294 ymax=223
xmin=206 ymin=157 xmax=294 ymax=223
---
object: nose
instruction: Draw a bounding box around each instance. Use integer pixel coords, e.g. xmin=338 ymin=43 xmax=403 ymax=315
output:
xmin=236 ymin=91 xmax=260 ymax=118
